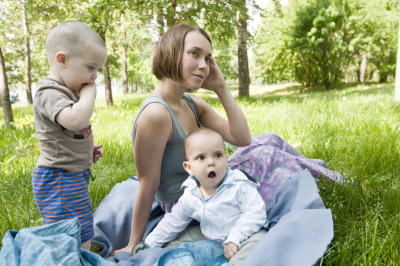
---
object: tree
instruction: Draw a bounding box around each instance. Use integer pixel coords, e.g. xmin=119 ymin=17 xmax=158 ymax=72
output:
xmin=365 ymin=0 xmax=399 ymax=82
xmin=0 ymin=47 xmax=14 ymax=128
xmin=75 ymin=0 xmax=129 ymax=105
xmin=236 ymin=0 xmax=250 ymax=97
xmin=109 ymin=12 xmax=154 ymax=94
xmin=21 ymin=0 xmax=33 ymax=104
xmin=0 ymin=0 xmax=26 ymax=94
xmin=204 ymin=0 xmax=259 ymax=96
xmin=288 ymin=0 xmax=347 ymax=89
xmin=253 ymin=3 xmax=295 ymax=84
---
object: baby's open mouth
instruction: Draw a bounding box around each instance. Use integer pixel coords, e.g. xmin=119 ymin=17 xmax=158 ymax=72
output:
xmin=208 ymin=171 xmax=216 ymax=179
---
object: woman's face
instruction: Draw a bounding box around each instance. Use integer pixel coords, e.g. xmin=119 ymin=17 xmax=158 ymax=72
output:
xmin=180 ymin=31 xmax=212 ymax=90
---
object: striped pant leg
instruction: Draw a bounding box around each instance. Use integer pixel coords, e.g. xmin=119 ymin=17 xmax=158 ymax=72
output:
xmin=31 ymin=167 xmax=94 ymax=242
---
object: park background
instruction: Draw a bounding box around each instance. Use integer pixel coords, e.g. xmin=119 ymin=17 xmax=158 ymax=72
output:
xmin=1 ymin=0 xmax=400 ymax=264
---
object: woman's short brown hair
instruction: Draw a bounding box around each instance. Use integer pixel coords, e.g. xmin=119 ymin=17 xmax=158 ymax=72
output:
xmin=152 ymin=24 xmax=212 ymax=81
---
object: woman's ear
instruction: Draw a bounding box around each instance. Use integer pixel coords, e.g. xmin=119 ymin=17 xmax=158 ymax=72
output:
xmin=182 ymin=161 xmax=192 ymax=175
xmin=55 ymin=51 xmax=68 ymax=67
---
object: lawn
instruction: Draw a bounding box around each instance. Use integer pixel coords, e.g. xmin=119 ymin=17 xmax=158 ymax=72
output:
xmin=1 ymin=83 xmax=399 ymax=264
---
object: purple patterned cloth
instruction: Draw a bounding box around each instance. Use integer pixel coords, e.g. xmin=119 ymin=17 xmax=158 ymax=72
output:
xmin=228 ymin=133 xmax=343 ymax=206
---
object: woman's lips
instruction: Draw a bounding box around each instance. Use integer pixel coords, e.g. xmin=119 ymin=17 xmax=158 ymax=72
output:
xmin=193 ymin=74 xmax=204 ymax=80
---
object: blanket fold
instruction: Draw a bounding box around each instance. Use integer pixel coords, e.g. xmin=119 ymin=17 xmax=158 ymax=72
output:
xmin=0 ymin=218 xmax=114 ymax=266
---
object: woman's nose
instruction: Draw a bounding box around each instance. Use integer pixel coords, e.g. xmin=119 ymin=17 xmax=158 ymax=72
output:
xmin=198 ymin=57 xmax=208 ymax=69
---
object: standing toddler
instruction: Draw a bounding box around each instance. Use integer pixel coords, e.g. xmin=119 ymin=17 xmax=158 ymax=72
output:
xmin=31 ymin=21 xmax=107 ymax=250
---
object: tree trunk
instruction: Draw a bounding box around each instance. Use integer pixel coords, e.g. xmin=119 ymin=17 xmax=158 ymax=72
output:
xmin=0 ymin=47 xmax=14 ymax=128
xmin=122 ymin=32 xmax=129 ymax=94
xmin=360 ymin=52 xmax=367 ymax=83
xmin=236 ymin=2 xmax=250 ymax=98
xmin=98 ymin=31 xmax=113 ymax=105
xmin=22 ymin=0 xmax=33 ymax=104
xmin=356 ymin=52 xmax=361 ymax=82
xmin=321 ymin=47 xmax=331 ymax=90
xmin=102 ymin=60 xmax=113 ymax=105
xmin=379 ymin=72 xmax=388 ymax=83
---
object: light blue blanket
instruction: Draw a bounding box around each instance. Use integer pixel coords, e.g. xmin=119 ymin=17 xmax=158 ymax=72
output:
xmin=92 ymin=169 xmax=333 ymax=265
xmin=0 ymin=218 xmax=114 ymax=266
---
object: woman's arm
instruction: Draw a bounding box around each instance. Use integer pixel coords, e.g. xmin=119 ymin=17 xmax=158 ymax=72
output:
xmin=113 ymin=104 xmax=171 ymax=254
xmin=195 ymin=59 xmax=251 ymax=146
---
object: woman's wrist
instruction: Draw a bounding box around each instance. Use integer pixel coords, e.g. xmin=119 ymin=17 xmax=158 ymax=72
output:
xmin=214 ymin=84 xmax=230 ymax=97
xmin=126 ymin=241 xmax=137 ymax=249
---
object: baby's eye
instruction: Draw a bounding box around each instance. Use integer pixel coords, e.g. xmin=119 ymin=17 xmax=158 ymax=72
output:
xmin=87 ymin=66 xmax=96 ymax=71
xmin=215 ymin=152 xmax=223 ymax=158
xmin=196 ymin=155 xmax=205 ymax=160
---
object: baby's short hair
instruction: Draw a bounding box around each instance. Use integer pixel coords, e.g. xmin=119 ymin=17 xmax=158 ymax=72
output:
xmin=184 ymin=128 xmax=224 ymax=158
xmin=152 ymin=24 xmax=212 ymax=81
xmin=45 ymin=21 xmax=105 ymax=60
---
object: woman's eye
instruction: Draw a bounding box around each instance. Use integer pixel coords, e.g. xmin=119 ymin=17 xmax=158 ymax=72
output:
xmin=190 ymin=51 xmax=199 ymax=57
xmin=205 ymin=56 xmax=211 ymax=64
xmin=87 ymin=66 xmax=96 ymax=71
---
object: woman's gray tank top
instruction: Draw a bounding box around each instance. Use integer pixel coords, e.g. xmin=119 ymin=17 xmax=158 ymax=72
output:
xmin=131 ymin=93 xmax=200 ymax=203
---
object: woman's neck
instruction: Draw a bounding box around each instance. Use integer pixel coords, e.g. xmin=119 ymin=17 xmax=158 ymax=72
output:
xmin=153 ymin=78 xmax=186 ymax=106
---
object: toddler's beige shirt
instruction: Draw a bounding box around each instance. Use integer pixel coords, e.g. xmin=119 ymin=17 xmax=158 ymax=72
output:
xmin=33 ymin=78 xmax=94 ymax=172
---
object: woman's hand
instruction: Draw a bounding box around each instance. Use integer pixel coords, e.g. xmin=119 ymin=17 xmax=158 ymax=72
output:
xmin=112 ymin=243 xmax=136 ymax=255
xmin=201 ymin=58 xmax=226 ymax=93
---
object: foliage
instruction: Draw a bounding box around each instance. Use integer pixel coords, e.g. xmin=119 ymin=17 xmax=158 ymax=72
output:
xmin=0 ymin=1 xmax=27 ymax=86
xmin=253 ymin=7 xmax=295 ymax=84
xmin=254 ymin=0 xmax=400 ymax=89
xmin=289 ymin=0 xmax=347 ymax=89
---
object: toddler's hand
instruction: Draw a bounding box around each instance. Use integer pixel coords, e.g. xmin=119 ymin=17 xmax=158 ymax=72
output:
xmin=224 ymin=242 xmax=238 ymax=260
xmin=93 ymin=144 xmax=103 ymax=163
xmin=80 ymin=83 xmax=97 ymax=97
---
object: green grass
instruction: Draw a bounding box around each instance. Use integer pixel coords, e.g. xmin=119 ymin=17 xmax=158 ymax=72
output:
xmin=1 ymin=83 xmax=400 ymax=264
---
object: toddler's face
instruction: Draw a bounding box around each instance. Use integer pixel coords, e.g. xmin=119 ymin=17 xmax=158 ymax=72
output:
xmin=184 ymin=133 xmax=227 ymax=190
xmin=62 ymin=42 xmax=107 ymax=92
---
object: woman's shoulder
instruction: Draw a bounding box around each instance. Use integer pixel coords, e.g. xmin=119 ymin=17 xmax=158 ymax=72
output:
xmin=136 ymin=102 xmax=171 ymax=125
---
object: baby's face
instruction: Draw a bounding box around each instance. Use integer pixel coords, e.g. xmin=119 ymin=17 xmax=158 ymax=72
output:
xmin=185 ymin=133 xmax=227 ymax=190
xmin=62 ymin=42 xmax=107 ymax=92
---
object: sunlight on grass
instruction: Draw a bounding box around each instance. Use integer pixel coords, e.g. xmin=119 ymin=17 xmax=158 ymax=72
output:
xmin=1 ymin=83 xmax=399 ymax=263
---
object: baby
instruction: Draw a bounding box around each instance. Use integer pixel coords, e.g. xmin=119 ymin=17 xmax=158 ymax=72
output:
xmin=31 ymin=21 xmax=107 ymax=250
xmin=145 ymin=128 xmax=266 ymax=262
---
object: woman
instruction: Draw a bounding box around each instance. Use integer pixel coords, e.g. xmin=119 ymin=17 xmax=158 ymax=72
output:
xmin=114 ymin=24 xmax=252 ymax=254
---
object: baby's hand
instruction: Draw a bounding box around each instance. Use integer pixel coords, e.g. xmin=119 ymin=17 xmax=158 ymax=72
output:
xmin=93 ymin=144 xmax=103 ymax=163
xmin=224 ymin=242 xmax=238 ymax=260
